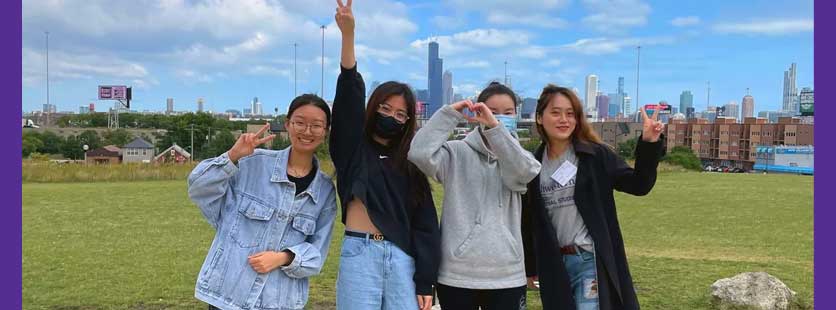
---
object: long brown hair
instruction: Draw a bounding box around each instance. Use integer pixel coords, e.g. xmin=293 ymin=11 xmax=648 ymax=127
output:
xmin=364 ymin=81 xmax=432 ymax=208
xmin=535 ymin=84 xmax=602 ymax=145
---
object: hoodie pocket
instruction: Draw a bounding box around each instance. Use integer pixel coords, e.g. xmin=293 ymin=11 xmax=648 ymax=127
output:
xmin=452 ymin=224 xmax=521 ymax=265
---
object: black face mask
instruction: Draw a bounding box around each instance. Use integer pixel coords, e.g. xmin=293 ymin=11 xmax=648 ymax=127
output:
xmin=374 ymin=112 xmax=405 ymax=139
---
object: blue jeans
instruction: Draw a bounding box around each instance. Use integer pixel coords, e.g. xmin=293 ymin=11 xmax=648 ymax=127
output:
xmin=562 ymin=248 xmax=599 ymax=310
xmin=337 ymin=233 xmax=419 ymax=310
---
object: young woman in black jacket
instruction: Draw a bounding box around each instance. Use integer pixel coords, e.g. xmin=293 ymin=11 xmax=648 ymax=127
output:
xmin=522 ymin=84 xmax=665 ymax=310
xmin=331 ymin=1 xmax=440 ymax=310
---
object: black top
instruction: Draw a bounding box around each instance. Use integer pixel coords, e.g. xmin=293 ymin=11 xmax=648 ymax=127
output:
xmin=329 ymin=64 xmax=441 ymax=295
xmin=288 ymin=164 xmax=316 ymax=196
xmin=521 ymin=137 xmax=665 ymax=310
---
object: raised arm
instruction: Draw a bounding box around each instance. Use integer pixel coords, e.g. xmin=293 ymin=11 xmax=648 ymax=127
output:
xmin=188 ymin=123 xmax=275 ymax=228
xmin=408 ymin=101 xmax=472 ymax=182
xmin=329 ymin=0 xmax=367 ymax=172
xmin=607 ymin=107 xmax=666 ymax=195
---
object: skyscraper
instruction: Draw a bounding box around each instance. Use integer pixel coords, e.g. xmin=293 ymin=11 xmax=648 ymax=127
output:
xmin=607 ymin=93 xmax=619 ymax=117
xmin=679 ymin=90 xmax=693 ymax=117
xmin=724 ymin=100 xmax=740 ymax=121
xmin=782 ymin=63 xmax=798 ymax=114
xmin=197 ymin=97 xmax=204 ymax=113
xmin=596 ymin=94 xmax=609 ymax=121
xmin=799 ymin=87 xmax=814 ymax=116
xmin=742 ymin=90 xmax=754 ymax=119
xmin=89 ymin=103 xmax=95 ymax=113
xmin=166 ymin=98 xmax=174 ymax=114
xmin=616 ymin=77 xmax=626 ymax=115
xmin=442 ymin=70 xmax=453 ymax=106
xmin=623 ymin=96 xmax=632 ymax=118
xmin=584 ymin=74 xmax=598 ymax=117
xmin=427 ymin=41 xmax=443 ymax=116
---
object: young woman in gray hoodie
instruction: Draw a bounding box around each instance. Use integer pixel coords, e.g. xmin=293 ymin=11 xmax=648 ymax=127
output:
xmin=408 ymin=82 xmax=541 ymax=309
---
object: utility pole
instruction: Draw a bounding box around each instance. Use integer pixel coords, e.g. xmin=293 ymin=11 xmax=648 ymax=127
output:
xmin=635 ymin=45 xmax=641 ymax=122
xmin=188 ymin=124 xmax=196 ymax=162
xmin=504 ymin=59 xmax=508 ymax=85
xmin=321 ymin=25 xmax=326 ymax=97
xmin=294 ymin=43 xmax=298 ymax=96
xmin=45 ymin=31 xmax=50 ymax=127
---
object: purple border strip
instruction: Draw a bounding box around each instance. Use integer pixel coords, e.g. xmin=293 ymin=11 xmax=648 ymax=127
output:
xmin=815 ymin=0 xmax=832 ymax=308
xmin=3 ymin=0 xmax=23 ymax=308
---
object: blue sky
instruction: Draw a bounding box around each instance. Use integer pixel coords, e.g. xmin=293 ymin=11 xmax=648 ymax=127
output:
xmin=22 ymin=0 xmax=813 ymax=115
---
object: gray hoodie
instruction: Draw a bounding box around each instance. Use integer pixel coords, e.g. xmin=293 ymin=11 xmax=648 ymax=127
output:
xmin=408 ymin=105 xmax=541 ymax=289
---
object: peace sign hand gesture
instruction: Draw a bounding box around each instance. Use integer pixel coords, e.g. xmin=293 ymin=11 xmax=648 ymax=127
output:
xmin=228 ymin=123 xmax=276 ymax=163
xmin=640 ymin=106 xmax=664 ymax=143
xmin=335 ymin=0 xmax=354 ymax=35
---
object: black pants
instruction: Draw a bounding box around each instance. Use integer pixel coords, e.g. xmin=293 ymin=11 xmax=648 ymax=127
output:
xmin=436 ymin=283 xmax=527 ymax=310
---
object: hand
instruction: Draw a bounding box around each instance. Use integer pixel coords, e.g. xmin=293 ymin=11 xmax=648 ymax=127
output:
xmin=527 ymin=277 xmax=539 ymax=290
xmin=335 ymin=0 xmax=354 ymax=35
xmin=640 ymin=106 xmax=664 ymax=142
xmin=416 ymin=294 xmax=433 ymax=310
xmin=228 ymin=123 xmax=275 ymax=163
xmin=248 ymin=251 xmax=290 ymax=274
xmin=450 ymin=99 xmax=474 ymax=113
xmin=465 ymin=102 xmax=500 ymax=128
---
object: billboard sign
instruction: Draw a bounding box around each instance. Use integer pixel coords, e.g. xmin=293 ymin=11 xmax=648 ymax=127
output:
xmin=98 ymin=85 xmax=128 ymax=100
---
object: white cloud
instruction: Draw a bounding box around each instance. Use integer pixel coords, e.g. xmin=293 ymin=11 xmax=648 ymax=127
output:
xmin=713 ymin=19 xmax=813 ymax=35
xmin=410 ymin=29 xmax=533 ymax=57
xmin=486 ymin=12 xmax=568 ymax=29
xmin=454 ymin=83 xmax=481 ymax=97
xmin=432 ymin=15 xmax=467 ymax=30
xmin=671 ymin=16 xmax=701 ymax=27
xmin=447 ymin=60 xmax=491 ymax=69
xmin=581 ymin=0 xmax=652 ymax=33
xmin=545 ymin=59 xmax=562 ymax=67
xmin=443 ymin=0 xmax=570 ymax=28
xmin=561 ymin=36 xmax=674 ymax=55
xmin=22 ymin=48 xmax=151 ymax=87
xmin=518 ymin=45 xmax=550 ymax=59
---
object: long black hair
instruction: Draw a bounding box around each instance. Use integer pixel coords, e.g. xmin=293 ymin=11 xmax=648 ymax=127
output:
xmin=364 ymin=81 xmax=432 ymax=209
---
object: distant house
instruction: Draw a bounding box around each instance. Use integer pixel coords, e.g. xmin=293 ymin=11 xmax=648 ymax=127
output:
xmin=122 ymin=138 xmax=155 ymax=163
xmin=85 ymin=145 xmax=121 ymax=164
xmin=154 ymin=143 xmax=191 ymax=164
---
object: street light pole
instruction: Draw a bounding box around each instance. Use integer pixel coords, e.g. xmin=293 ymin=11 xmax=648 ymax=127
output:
xmin=294 ymin=42 xmax=298 ymax=96
xmin=321 ymin=25 xmax=326 ymax=97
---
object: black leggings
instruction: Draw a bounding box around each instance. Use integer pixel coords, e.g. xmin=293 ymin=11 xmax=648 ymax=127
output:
xmin=436 ymin=283 xmax=527 ymax=310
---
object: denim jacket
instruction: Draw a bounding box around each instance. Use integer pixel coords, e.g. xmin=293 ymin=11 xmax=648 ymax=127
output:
xmin=188 ymin=147 xmax=337 ymax=310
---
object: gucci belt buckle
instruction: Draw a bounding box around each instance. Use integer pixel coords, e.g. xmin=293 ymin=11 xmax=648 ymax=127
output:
xmin=372 ymin=234 xmax=384 ymax=241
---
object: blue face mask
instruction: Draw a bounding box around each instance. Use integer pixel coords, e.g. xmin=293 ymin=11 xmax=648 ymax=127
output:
xmin=494 ymin=114 xmax=518 ymax=136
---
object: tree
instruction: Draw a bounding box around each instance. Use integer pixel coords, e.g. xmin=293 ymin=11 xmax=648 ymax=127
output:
xmin=664 ymin=146 xmax=702 ymax=171
xmin=617 ymin=137 xmax=638 ymax=160
xmin=22 ymin=133 xmax=44 ymax=157
xmin=78 ymin=130 xmax=103 ymax=150
xmin=102 ymin=129 xmax=133 ymax=147
xmin=37 ymin=131 xmax=64 ymax=155
xmin=205 ymin=130 xmax=237 ymax=158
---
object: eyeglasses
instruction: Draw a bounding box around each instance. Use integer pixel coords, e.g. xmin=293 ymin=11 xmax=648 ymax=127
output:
xmin=289 ymin=121 xmax=326 ymax=135
xmin=378 ymin=103 xmax=410 ymax=124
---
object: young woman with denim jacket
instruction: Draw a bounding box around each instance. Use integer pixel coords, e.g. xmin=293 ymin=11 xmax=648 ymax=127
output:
xmin=521 ymin=85 xmax=665 ymax=310
xmin=188 ymin=94 xmax=337 ymax=310
xmin=331 ymin=1 xmax=441 ymax=310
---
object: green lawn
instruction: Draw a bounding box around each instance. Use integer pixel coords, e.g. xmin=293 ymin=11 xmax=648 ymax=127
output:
xmin=22 ymin=172 xmax=812 ymax=309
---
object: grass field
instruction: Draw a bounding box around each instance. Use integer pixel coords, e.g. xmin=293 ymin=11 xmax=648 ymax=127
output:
xmin=22 ymin=170 xmax=813 ymax=309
